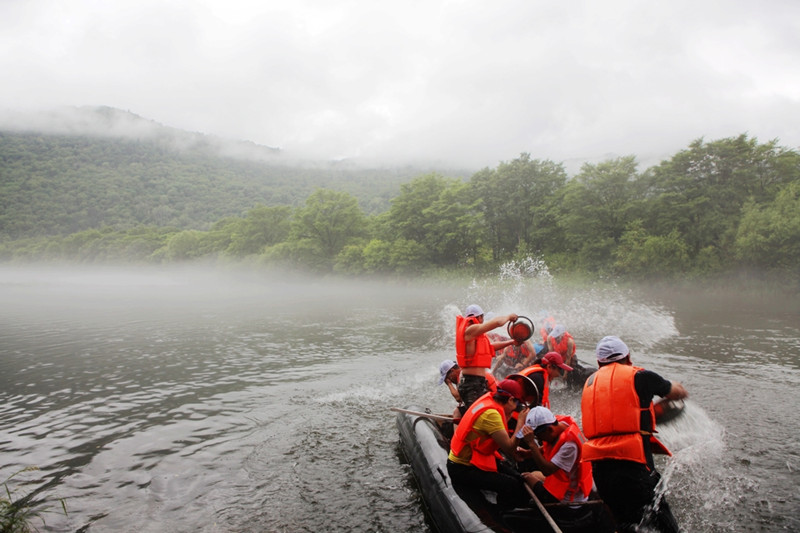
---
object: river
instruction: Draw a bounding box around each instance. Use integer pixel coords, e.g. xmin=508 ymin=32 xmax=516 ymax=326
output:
xmin=0 ymin=264 xmax=798 ymax=532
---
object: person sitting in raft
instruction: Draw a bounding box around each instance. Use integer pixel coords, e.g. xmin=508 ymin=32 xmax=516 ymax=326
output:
xmin=515 ymin=406 xmax=594 ymax=504
xmin=456 ymin=304 xmax=520 ymax=409
xmin=440 ymin=359 xmax=500 ymax=423
xmin=492 ymin=337 xmax=537 ymax=379
xmin=546 ymin=324 xmax=594 ymax=387
xmin=486 ymin=327 xmax=511 ymax=351
xmin=538 ymin=312 xmax=555 ymax=344
xmin=438 ymin=359 xmax=464 ymax=419
xmin=515 ymin=351 xmax=573 ymax=409
xmin=439 ymin=359 xmax=462 ymax=403
xmin=545 ymin=324 xmax=577 ymax=369
xmin=446 ymin=379 xmax=537 ymax=512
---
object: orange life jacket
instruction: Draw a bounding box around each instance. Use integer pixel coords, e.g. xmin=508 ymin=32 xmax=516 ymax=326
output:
xmin=548 ymin=332 xmax=575 ymax=359
xmin=541 ymin=416 xmax=594 ymax=501
xmin=455 ymin=315 xmax=494 ymax=369
xmin=500 ymin=342 xmax=533 ymax=366
xmin=450 ymin=392 xmax=507 ymax=472
xmin=519 ymin=364 xmax=550 ymax=408
xmin=581 ymin=364 xmax=670 ymax=465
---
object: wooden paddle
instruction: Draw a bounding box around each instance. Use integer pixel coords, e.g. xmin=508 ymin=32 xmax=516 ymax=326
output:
xmin=523 ymin=483 xmax=563 ymax=533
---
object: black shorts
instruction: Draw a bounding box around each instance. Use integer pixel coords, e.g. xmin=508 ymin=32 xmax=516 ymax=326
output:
xmin=447 ymin=459 xmax=529 ymax=511
xmin=591 ymin=460 xmax=679 ymax=533
xmin=458 ymin=374 xmax=489 ymax=408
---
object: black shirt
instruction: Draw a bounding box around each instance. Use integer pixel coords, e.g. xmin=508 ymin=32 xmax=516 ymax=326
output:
xmin=529 ymin=372 xmax=545 ymax=406
xmin=634 ymin=369 xmax=672 ymax=468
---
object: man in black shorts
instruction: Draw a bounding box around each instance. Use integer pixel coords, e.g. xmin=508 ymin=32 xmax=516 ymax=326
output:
xmin=581 ymin=336 xmax=689 ymax=533
xmin=455 ymin=304 xmax=519 ymax=408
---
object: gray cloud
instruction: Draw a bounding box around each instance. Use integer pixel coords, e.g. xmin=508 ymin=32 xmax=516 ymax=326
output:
xmin=1 ymin=0 xmax=799 ymax=172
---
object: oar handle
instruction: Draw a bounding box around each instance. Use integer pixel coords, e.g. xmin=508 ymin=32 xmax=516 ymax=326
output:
xmin=523 ymin=482 xmax=563 ymax=533
xmin=543 ymin=499 xmax=604 ymax=507
xmin=390 ymin=407 xmax=454 ymax=422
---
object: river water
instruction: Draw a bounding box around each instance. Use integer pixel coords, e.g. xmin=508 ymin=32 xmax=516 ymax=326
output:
xmin=0 ymin=265 xmax=798 ymax=532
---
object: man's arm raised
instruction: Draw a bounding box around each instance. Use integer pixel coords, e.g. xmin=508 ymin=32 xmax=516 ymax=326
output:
xmin=464 ymin=313 xmax=518 ymax=342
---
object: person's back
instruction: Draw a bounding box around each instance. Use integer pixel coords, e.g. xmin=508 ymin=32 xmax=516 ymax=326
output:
xmin=517 ymin=363 xmax=548 ymax=408
xmin=581 ymin=336 xmax=688 ymax=533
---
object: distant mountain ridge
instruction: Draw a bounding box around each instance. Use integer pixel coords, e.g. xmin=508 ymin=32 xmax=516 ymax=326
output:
xmin=0 ymin=107 xmax=463 ymax=240
xmin=0 ymin=105 xmax=284 ymax=162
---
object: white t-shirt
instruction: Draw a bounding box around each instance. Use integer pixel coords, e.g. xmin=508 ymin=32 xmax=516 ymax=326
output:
xmin=548 ymin=441 xmax=588 ymax=502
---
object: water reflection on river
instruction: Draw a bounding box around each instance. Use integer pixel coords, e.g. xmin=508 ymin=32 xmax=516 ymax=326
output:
xmin=0 ymin=265 xmax=798 ymax=532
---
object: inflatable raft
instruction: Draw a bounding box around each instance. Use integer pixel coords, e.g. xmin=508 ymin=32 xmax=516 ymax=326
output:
xmin=396 ymin=406 xmax=617 ymax=533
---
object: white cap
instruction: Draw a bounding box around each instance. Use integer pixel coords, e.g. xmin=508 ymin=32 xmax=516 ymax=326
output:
xmin=464 ymin=304 xmax=484 ymax=317
xmin=438 ymin=359 xmax=458 ymax=385
xmin=596 ymin=335 xmax=630 ymax=363
xmin=515 ymin=406 xmax=557 ymax=438
xmin=549 ymin=324 xmax=566 ymax=339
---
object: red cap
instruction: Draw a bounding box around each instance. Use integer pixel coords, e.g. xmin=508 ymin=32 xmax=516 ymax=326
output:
xmin=542 ymin=351 xmax=573 ymax=372
xmin=496 ymin=379 xmax=525 ymax=401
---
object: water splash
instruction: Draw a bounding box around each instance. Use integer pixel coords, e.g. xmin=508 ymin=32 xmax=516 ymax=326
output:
xmin=438 ymin=257 xmax=678 ymax=355
xmin=498 ymin=256 xmax=553 ymax=283
xmin=649 ymin=401 xmax=747 ymax=532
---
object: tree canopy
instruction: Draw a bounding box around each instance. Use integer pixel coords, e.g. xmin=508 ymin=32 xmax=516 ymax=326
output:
xmin=2 ymin=131 xmax=799 ymax=280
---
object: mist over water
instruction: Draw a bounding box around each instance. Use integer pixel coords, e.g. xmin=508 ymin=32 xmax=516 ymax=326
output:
xmin=1 ymin=264 xmax=798 ymax=532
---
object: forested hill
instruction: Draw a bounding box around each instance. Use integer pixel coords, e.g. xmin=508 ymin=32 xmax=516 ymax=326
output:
xmin=2 ymin=110 xmax=799 ymax=279
xmin=0 ymin=119 xmax=456 ymax=239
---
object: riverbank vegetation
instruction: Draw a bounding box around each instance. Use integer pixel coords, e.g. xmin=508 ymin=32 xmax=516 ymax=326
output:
xmin=1 ymin=130 xmax=798 ymax=281
xmin=1 ymin=467 xmax=67 ymax=533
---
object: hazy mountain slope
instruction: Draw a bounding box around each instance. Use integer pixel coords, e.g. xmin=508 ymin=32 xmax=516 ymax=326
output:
xmin=0 ymin=107 xmax=462 ymax=239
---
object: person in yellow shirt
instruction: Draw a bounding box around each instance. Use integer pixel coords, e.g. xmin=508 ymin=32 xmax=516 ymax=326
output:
xmin=447 ymin=379 xmax=537 ymax=512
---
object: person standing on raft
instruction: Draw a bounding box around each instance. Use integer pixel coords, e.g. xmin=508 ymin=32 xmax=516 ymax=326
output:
xmin=456 ymin=304 xmax=520 ymax=409
xmin=581 ymin=335 xmax=689 ymax=533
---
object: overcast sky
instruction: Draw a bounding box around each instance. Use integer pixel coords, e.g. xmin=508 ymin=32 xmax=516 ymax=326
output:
xmin=1 ymin=0 xmax=799 ymax=171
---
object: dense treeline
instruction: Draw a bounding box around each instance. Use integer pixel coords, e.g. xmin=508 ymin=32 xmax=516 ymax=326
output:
xmin=1 ymin=132 xmax=799 ymax=279
xmin=0 ymin=131 xmax=434 ymax=238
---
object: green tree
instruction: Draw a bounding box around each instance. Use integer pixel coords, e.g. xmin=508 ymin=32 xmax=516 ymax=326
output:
xmin=289 ymin=189 xmax=368 ymax=270
xmin=361 ymin=238 xmax=427 ymax=274
xmin=555 ymin=156 xmax=642 ymax=269
xmin=388 ymin=174 xmax=452 ymax=244
xmin=164 ymin=230 xmax=205 ymax=261
xmin=387 ymin=174 xmax=484 ymax=267
xmin=361 ymin=239 xmax=394 ymax=274
xmin=735 ymin=182 xmax=800 ymax=271
xmin=640 ymin=135 xmax=800 ymax=268
xmin=614 ymin=222 xmax=690 ymax=276
xmin=225 ymin=205 xmax=292 ymax=257
xmin=333 ymin=244 xmax=367 ymax=274
xmin=424 ymin=181 xmax=484 ymax=266
xmin=470 ymin=154 xmax=567 ymax=260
